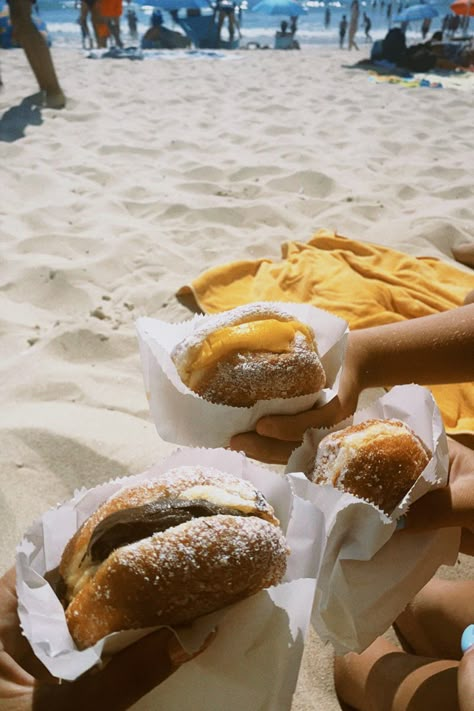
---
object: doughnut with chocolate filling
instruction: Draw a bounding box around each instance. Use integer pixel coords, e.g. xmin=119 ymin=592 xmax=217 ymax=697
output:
xmin=171 ymin=303 xmax=326 ymax=407
xmin=58 ymin=466 xmax=289 ymax=650
xmin=308 ymin=419 xmax=431 ymax=515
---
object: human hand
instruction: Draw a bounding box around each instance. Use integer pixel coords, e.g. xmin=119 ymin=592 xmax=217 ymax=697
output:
xmin=403 ymin=438 xmax=474 ymax=555
xmin=229 ymin=335 xmax=363 ymax=464
xmin=0 ymin=566 xmax=206 ymax=711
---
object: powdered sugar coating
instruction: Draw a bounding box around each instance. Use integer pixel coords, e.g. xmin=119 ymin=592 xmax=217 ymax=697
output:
xmin=65 ymin=514 xmax=289 ymax=649
xmin=171 ymin=303 xmax=326 ymax=407
xmin=309 ymin=419 xmax=431 ymax=514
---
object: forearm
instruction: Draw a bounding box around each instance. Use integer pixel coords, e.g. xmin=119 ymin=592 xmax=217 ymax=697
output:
xmin=349 ymin=304 xmax=474 ymax=391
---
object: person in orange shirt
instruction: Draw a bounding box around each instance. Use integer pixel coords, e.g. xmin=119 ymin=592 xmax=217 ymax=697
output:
xmin=98 ymin=0 xmax=123 ymax=47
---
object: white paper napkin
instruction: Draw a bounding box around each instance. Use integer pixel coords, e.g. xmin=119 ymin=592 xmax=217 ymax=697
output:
xmin=285 ymin=384 xmax=461 ymax=654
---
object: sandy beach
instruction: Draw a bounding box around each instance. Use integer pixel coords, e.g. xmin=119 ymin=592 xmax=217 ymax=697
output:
xmin=1 ymin=44 xmax=473 ymax=709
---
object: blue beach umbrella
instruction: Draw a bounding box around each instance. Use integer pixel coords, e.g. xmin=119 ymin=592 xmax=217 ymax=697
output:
xmin=252 ymin=0 xmax=307 ymax=15
xmin=144 ymin=0 xmax=210 ymax=10
xmin=393 ymin=3 xmax=439 ymax=22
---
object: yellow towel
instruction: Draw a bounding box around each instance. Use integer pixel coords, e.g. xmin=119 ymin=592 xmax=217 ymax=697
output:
xmin=178 ymin=230 xmax=474 ymax=435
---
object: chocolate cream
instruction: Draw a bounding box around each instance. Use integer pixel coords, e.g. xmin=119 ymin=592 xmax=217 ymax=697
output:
xmin=87 ymin=498 xmax=251 ymax=563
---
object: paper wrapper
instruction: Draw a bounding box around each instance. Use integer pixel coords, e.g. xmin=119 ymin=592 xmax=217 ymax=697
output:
xmin=16 ymin=447 xmax=324 ymax=711
xmin=285 ymin=385 xmax=461 ymax=655
xmin=136 ymin=301 xmax=348 ymax=448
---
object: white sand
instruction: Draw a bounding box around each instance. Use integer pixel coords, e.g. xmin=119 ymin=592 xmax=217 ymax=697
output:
xmin=1 ymin=45 xmax=473 ymax=710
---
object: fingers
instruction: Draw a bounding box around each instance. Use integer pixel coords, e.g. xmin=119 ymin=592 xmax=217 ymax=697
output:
xmin=229 ymin=432 xmax=299 ymax=464
xmin=0 ymin=568 xmax=49 ymax=680
xmin=255 ymin=397 xmax=345 ymax=442
xmin=229 ymin=395 xmax=354 ymax=463
xmin=405 ymin=477 xmax=474 ymax=532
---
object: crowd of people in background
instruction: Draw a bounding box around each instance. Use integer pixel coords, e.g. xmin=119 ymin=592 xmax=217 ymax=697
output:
xmin=4 ymin=0 xmax=471 ymax=99
xmin=75 ymin=0 xmax=244 ymax=49
xmin=74 ymin=0 xmax=472 ymax=55
xmin=336 ymin=0 xmax=472 ymax=52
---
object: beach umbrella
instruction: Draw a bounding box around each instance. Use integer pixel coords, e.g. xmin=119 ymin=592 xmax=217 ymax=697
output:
xmin=251 ymin=0 xmax=307 ymax=16
xmin=393 ymin=3 xmax=438 ymax=21
xmin=144 ymin=0 xmax=210 ymax=10
xmin=450 ymin=0 xmax=474 ymax=15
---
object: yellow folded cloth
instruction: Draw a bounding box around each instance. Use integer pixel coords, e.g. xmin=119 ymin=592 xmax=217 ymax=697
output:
xmin=178 ymin=230 xmax=474 ymax=435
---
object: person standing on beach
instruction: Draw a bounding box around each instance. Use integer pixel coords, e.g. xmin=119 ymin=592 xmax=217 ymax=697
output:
xmin=348 ymin=0 xmax=359 ymax=50
xmin=339 ymin=14 xmax=348 ymax=47
xmin=99 ymin=0 xmax=123 ymax=47
xmin=78 ymin=0 xmax=93 ymax=48
xmin=421 ymin=16 xmax=431 ymax=39
xmin=363 ymin=12 xmax=372 ymax=41
xmin=215 ymin=0 xmax=238 ymax=45
xmin=7 ymin=0 xmax=65 ymax=108
xmin=125 ymin=0 xmax=138 ymax=40
xmin=78 ymin=0 xmax=103 ymax=48
xmin=324 ymin=5 xmax=331 ymax=28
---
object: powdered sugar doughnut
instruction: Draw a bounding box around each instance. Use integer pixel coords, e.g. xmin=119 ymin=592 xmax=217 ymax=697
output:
xmin=308 ymin=419 xmax=431 ymax=515
xmin=171 ymin=303 xmax=326 ymax=407
xmin=59 ymin=466 xmax=289 ymax=650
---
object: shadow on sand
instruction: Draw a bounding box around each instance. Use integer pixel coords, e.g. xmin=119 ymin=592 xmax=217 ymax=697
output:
xmin=0 ymin=93 xmax=43 ymax=142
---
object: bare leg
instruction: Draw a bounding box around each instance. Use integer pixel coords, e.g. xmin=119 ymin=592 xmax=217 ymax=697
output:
xmin=90 ymin=3 xmax=104 ymax=46
xmin=335 ymin=578 xmax=474 ymax=710
xmin=396 ymin=578 xmax=474 ymax=661
xmin=79 ymin=3 xmax=93 ymax=49
xmin=9 ymin=0 xmax=65 ymax=108
xmin=453 ymin=243 xmax=474 ymax=269
xmin=107 ymin=17 xmax=122 ymax=47
xmin=217 ymin=12 xmax=224 ymax=44
xmin=335 ymin=637 xmax=460 ymax=711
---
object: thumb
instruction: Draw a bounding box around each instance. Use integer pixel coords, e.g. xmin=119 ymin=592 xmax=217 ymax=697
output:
xmin=405 ymin=478 xmax=474 ymax=531
xmin=256 ymin=396 xmax=347 ymax=442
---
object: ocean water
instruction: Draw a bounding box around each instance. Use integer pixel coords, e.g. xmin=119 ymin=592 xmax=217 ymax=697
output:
xmin=31 ymin=0 xmax=454 ymax=49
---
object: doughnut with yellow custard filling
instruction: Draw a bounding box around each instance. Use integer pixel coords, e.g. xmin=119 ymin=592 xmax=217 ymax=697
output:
xmin=171 ymin=303 xmax=326 ymax=407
